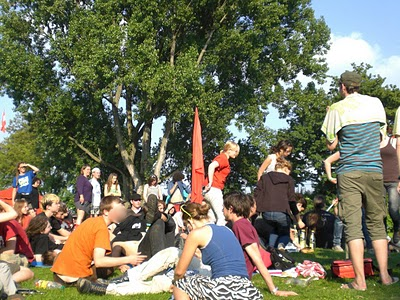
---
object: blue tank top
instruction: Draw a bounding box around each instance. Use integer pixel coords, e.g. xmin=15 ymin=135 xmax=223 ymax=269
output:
xmin=201 ymin=224 xmax=248 ymax=279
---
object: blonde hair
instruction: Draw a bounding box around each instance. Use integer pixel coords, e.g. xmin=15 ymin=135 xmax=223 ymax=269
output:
xmin=181 ymin=202 xmax=211 ymax=221
xmin=41 ymin=193 xmax=60 ymax=210
xmin=221 ymin=141 xmax=240 ymax=154
xmin=275 ymin=158 xmax=292 ymax=171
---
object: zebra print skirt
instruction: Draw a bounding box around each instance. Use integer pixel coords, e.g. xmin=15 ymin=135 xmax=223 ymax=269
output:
xmin=174 ymin=274 xmax=263 ymax=299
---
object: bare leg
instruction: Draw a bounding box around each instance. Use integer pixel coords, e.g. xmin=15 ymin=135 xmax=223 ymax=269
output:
xmin=372 ymin=239 xmax=392 ymax=284
xmin=173 ymin=286 xmax=190 ymax=300
xmin=344 ymin=239 xmax=367 ymax=290
xmin=76 ymin=209 xmax=85 ymax=225
xmin=12 ymin=267 xmax=34 ymax=283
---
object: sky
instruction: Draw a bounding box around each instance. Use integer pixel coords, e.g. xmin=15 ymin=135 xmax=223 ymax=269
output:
xmin=1 ymin=1 xmax=400 ymax=141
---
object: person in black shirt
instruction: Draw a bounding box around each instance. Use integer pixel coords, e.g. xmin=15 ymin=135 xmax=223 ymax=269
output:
xmin=26 ymin=214 xmax=63 ymax=264
xmin=30 ymin=178 xmax=42 ymax=210
xmin=39 ymin=194 xmax=70 ymax=242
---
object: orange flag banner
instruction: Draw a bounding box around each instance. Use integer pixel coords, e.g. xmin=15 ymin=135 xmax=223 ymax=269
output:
xmin=191 ymin=107 xmax=205 ymax=203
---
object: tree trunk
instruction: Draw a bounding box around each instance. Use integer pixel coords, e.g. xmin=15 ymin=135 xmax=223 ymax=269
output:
xmin=154 ymin=118 xmax=172 ymax=179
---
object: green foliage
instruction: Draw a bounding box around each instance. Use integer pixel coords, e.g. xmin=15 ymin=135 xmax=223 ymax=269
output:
xmin=273 ymin=63 xmax=400 ymax=197
xmin=0 ymin=116 xmax=41 ymax=189
xmin=0 ymin=0 xmax=331 ymax=194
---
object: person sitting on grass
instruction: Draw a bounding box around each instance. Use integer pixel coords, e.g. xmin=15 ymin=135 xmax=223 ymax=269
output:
xmin=38 ymin=194 xmax=70 ymax=242
xmin=51 ymin=196 xmax=146 ymax=286
xmin=0 ymin=260 xmax=34 ymax=299
xmin=0 ymin=200 xmax=33 ymax=290
xmin=223 ymin=191 xmax=298 ymax=297
xmin=26 ymin=214 xmax=63 ymax=265
xmin=302 ymin=195 xmax=336 ymax=249
xmin=0 ymin=212 xmax=34 ymax=267
xmin=13 ymin=199 xmax=31 ymax=230
xmin=54 ymin=202 xmax=74 ymax=233
xmin=172 ymin=202 xmax=263 ymax=300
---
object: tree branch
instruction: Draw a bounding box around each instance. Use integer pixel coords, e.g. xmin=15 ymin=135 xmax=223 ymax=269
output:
xmin=68 ymin=136 xmax=124 ymax=175
xmin=154 ymin=118 xmax=173 ymax=178
xmin=110 ymin=85 xmax=141 ymax=187
xmin=197 ymin=10 xmax=227 ymax=66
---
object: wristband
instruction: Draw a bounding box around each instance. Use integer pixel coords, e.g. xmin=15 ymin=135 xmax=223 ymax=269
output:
xmin=271 ymin=287 xmax=278 ymax=295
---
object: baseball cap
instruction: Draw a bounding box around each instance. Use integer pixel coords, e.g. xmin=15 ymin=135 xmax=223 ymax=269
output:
xmin=130 ymin=192 xmax=142 ymax=201
xmin=339 ymin=71 xmax=362 ymax=87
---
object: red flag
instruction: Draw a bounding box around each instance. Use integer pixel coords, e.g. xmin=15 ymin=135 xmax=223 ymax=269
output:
xmin=191 ymin=107 xmax=205 ymax=203
xmin=1 ymin=111 xmax=6 ymax=133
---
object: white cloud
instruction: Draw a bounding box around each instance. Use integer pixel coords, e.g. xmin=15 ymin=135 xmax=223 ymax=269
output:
xmin=326 ymin=32 xmax=400 ymax=87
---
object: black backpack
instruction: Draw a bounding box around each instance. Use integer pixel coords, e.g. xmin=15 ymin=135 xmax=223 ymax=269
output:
xmin=266 ymin=246 xmax=296 ymax=270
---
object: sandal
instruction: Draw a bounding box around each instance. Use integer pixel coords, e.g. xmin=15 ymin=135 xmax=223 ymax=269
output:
xmin=382 ymin=276 xmax=399 ymax=286
xmin=340 ymin=282 xmax=366 ymax=291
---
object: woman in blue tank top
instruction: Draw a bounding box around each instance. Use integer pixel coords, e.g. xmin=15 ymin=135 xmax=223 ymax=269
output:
xmin=172 ymin=202 xmax=263 ymax=300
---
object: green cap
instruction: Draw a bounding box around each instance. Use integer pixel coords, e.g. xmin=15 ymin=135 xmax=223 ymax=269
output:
xmin=340 ymin=71 xmax=362 ymax=87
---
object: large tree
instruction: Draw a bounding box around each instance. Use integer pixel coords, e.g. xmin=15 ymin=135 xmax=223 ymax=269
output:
xmin=274 ymin=63 xmax=400 ymax=196
xmin=0 ymin=0 xmax=330 ymax=194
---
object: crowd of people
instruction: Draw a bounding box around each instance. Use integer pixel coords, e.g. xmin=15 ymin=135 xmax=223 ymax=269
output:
xmin=1 ymin=70 xmax=399 ymax=298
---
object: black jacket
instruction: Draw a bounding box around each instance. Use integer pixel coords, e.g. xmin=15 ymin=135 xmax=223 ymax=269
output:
xmin=254 ymin=171 xmax=298 ymax=216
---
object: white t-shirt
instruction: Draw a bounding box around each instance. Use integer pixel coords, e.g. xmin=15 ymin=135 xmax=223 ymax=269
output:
xmin=90 ymin=178 xmax=102 ymax=207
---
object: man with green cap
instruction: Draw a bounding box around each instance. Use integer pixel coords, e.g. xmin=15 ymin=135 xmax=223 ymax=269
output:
xmin=321 ymin=71 xmax=398 ymax=290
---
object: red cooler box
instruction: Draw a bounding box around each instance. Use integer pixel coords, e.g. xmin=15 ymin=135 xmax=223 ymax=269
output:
xmin=331 ymin=258 xmax=374 ymax=278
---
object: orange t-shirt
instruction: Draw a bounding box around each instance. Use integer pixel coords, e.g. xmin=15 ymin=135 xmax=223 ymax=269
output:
xmin=211 ymin=153 xmax=231 ymax=190
xmin=51 ymin=216 xmax=111 ymax=278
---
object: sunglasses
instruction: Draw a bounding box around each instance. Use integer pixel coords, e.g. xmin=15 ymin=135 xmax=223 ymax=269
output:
xmin=131 ymin=199 xmax=141 ymax=202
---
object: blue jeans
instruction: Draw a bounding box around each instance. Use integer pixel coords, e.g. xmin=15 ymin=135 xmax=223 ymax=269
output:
xmin=384 ymin=182 xmax=400 ymax=232
xmin=262 ymin=212 xmax=290 ymax=248
xmin=333 ymin=217 xmax=344 ymax=247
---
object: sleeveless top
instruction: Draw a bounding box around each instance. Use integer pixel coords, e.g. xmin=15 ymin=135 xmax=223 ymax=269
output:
xmin=201 ymin=224 xmax=248 ymax=279
xmin=265 ymin=154 xmax=277 ymax=173
xmin=380 ymin=137 xmax=398 ymax=182
xmin=146 ymin=185 xmax=160 ymax=198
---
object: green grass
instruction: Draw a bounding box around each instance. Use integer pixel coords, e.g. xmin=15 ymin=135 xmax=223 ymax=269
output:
xmin=20 ymin=249 xmax=400 ymax=299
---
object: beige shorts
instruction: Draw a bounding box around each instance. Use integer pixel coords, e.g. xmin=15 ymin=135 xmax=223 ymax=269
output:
xmin=337 ymin=171 xmax=386 ymax=242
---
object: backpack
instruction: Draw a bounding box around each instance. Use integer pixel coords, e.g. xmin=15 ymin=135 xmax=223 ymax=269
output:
xmin=266 ymin=246 xmax=296 ymax=271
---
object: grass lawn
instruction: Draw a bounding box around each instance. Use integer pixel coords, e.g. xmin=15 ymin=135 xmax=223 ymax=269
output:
xmin=20 ymin=249 xmax=400 ymax=299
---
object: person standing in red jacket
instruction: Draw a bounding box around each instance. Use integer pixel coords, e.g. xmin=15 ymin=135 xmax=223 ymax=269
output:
xmin=204 ymin=141 xmax=240 ymax=225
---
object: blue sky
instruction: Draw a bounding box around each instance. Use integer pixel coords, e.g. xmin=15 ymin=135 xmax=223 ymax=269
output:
xmin=1 ymin=1 xmax=400 ymax=140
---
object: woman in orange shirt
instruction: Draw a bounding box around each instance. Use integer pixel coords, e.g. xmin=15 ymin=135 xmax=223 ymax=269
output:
xmin=204 ymin=141 xmax=240 ymax=225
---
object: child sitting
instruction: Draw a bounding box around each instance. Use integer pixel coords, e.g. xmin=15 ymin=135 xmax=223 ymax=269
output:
xmin=26 ymin=214 xmax=63 ymax=265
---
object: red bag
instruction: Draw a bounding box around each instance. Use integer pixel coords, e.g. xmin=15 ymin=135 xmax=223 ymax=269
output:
xmin=331 ymin=258 xmax=374 ymax=278
xmin=254 ymin=246 xmax=272 ymax=272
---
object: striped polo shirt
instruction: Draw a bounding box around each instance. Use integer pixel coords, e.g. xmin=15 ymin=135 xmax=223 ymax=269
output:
xmin=337 ymin=122 xmax=382 ymax=174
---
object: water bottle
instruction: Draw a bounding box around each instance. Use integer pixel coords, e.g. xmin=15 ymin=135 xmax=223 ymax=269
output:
xmin=285 ymin=277 xmax=312 ymax=287
xmin=35 ymin=280 xmax=64 ymax=289
xmin=310 ymin=230 xmax=316 ymax=249
xmin=299 ymin=229 xmax=306 ymax=249
xmin=293 ymin=225 xmax=299 ymax=244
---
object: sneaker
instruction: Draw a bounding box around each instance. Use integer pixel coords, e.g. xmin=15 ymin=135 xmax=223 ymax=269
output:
xmin=77 ymin=278 xmax=107 ymax=295
xmin=109 ymin=272 xmax=129 ymax=284
xmin=277 ymin=243 xmax=285 ymax=251
xmin=332 ymin=245 xmax=344 ymax=252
